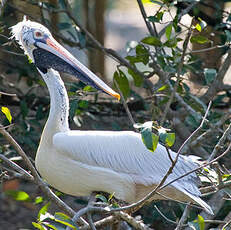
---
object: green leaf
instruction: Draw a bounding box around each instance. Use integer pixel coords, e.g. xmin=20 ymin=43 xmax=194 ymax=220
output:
xmin=38 ymin=202 xmax=51 ymax=220
xmin=27 ymin=55 xmax=33 ymax=64
xmin=197 ymin=18 xmax=207 ymax=31
xmin=32 ymin=222 xmax=46 ymax=230
xmin=147 ymin=11 xmax=164 ymax=23
xmin=54 ymin=212 xmax=71 ymax=221
xmin=204 ymin=68 xmax=217 ymax=84
xmin=197 ymin=215 xmax=205 ymax=230
xmin=108 ymin=192 xmax=115 ymax=201
xmin=165 ymin=133 xmax=175 ymax=147
xmin=141 ymin=127 xmax=159 ymax=152
xmin=157 ymin=85 xmax=168 ymax=92
xmin=190 ymin=35 xmax=210 ymax=44
xmin=113 ymin=70 xmax=130 ymax=99
xmin=195 ymin=23 xmax=201 ymax=32
xmin=54 ymin=212 xmax=78 ymax=229
xmin=128 ymin=68 xmax=143 ymax=87
xmin=136 ymin=44 xmax=149 ymax=65
xmin=78 ymin=100 xmax=89 ymax=109
xmin=141 ymin=36 xmax=162 ymax=46
xmin=1 ymin=106 xmax=12 ymax=123
xmin=95 ymin=194 xmax=108 ymax=203
xmin=5 ymin=190 xmax=30 ymax=202
xmin=173 ymin=15 xmax=178 ymax=30
xmin=83 ymin=85 xmax=96 ymax=92
xmin=35 ymin=196 xmax=43 ymax=204
xmin=164 ymin=38 xmax=177 ymax=48
xmin=165 ymin=23 xmax=172 ymax=40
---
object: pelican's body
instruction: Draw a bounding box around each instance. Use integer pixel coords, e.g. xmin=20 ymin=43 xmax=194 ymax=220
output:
xmin=11 ymin=19 xmax=213 ymax=214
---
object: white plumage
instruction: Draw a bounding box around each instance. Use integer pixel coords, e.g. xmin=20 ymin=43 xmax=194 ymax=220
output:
xmin=11 ymin=18 xmax=213 ymax=215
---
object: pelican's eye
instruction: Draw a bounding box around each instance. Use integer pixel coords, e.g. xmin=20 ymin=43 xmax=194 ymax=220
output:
xmin=34 ymin=31 xmax=43 ymax=38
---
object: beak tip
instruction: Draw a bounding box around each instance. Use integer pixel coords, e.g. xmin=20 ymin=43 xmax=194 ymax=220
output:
xmin=115 ymin=93 xmax=120 ymax=101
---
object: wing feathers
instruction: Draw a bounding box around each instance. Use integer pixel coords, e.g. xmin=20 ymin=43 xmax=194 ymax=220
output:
xmin=53 ymin=130 xmax=200 ymax=194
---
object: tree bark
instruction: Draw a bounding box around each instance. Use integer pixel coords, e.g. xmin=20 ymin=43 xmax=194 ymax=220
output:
xmin=83 ymin=0 xmax=106 ymax=79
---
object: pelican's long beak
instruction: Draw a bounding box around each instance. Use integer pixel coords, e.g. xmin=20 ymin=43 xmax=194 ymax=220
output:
xmin=35 ymin=36 xmax=120 ymax=100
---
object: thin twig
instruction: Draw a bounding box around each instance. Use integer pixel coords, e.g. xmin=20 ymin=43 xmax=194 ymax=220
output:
xmin=161 ymin=142 xmax=231 ymax=191
xmin=160 ymin=19 xmax=194 ymax=125
xmin=175 ymin=204 xmax=190 ymax=230
xmin=200 ymin=177 xmax=231 ymax=195
xmin=154 ymin=205 xmax=178 ymax=225
xmin=187 ymin=44 xmax=228 ymax=54
xmin=0 ymin=154 xmax=33 ymax=180
xmin=190 ymin=110 xmax=231 ymax=148
xmin=0 ymin=91 xmax=17 ymax=97
xmin=79 ymin=216 xmax=116 ymax=230
xmin=177 ymin=101 xmax=212 ymax=155
xmin=158 ymin=1 xmax=198 ymax=37
xmin=208 ymin=123 xmax=231 ymax=161
xmin=137 ymin=0 xmax=156 ymax=36
xmin=114 ymin=81 xmax=135 ymax=126
xmin=87 ymin=212 xmax=96 ymax=230
xmin=114 ymin=211 xmax=153 ymax=230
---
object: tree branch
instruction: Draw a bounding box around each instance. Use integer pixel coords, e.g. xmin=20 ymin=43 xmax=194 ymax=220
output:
xmin=137 ymin=0 xmax=156 ymax=36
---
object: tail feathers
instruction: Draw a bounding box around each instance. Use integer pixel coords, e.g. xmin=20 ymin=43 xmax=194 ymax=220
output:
xmin=183 ymin=189 xmax=214 ymax=215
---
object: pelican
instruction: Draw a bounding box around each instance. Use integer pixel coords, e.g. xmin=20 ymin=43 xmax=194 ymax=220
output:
xmin=11 ymin=18 xmax=213 ymax=215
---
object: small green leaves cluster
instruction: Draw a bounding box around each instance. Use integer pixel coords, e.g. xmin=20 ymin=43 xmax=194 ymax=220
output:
xmin=134 ymin=121 xmax=175 ymax=152
xmin=33 ymin=208 xmax=78 ymax=230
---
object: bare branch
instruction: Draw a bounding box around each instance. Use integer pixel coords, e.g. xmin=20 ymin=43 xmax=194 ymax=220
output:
xmin=175 ymin=204 xmax=190 ymax=230
xmin=161 ymin=142 xmax=231 ymax=192
xmin=114 ymin=81 xmax=135 ymax=126
xmin=114 ymin=211 xmax=153 ymax=230
xmin=0 ymin=91 xmax=17 ymax=97
xmin=0 ymin=154 xmax=33 ymax=181
xmin=79 ymin=216 xmax=116 ymax=230
xmin=208 ymin=123 xmax=231 ymax=161
xmin=137 ymin=0 xmax=156 ymax=36
xmin=190 ymin=110 xmax=231 ymax=148
xmin=160 ymin=19 xmax=193 ymax=125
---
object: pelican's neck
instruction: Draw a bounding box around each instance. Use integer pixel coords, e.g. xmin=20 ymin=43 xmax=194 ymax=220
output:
xmin=40 ymin=68 xmax=69 ymax=135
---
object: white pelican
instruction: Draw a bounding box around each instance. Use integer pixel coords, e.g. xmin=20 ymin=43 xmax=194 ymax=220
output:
xmin=11 ymin=18 xmax=213 ymax=214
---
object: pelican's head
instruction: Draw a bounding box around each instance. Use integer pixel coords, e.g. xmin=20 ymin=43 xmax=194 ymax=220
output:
xmin=11 ymin=17 xmax=120 ymax=100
